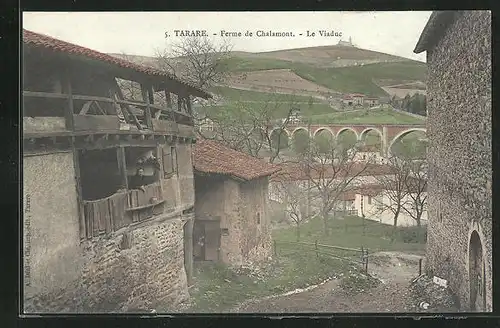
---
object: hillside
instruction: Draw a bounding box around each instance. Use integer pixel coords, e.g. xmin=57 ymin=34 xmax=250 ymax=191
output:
xmin=111 ymin=44 xmax=427 ymax=124
xmin=229 ymin=45 xmax=412 ymax=68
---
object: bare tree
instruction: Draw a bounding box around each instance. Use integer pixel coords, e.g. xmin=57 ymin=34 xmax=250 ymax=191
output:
xmin=372 ymin=155 xmax=412 ymax=240
xmin=197 ymin=91 xmax=300 ymax=163
xmin=155 ymin=36 xmax=233 ymax=90
xmin=402 ymin=160 xmax=428 ymax=228
xmin=278 ymin=179 xmax=308 ymax=241
xmin=302 ymin=142 xmax=371 ymax=236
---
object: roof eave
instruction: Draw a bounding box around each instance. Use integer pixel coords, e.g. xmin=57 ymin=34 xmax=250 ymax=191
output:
xmin=414 ymin=11 xmax=459 ymax=54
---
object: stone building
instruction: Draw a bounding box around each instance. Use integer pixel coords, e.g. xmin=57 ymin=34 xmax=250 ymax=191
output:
xmin=413 ymin=11 xmax=491 ymax=311
xmin=22 ymin=29 xmax=211 ymax=312
xmin=192 ymin=139 xmax=280 ymax=266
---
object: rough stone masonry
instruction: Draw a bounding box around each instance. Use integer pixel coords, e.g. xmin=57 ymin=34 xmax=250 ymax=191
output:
xmin=25 ymin=214 xmax=191 ymax=313
xmin=423 ymin=10 xmax=492 ymax=311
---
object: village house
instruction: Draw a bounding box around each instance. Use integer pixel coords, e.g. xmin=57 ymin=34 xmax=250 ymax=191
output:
xmin=22 ymin=29 xmax=211 ymax=312
xmin=414 ymin=11 xmax=491 ymax=311
xmin=364 ymin=97 xmax=380 ymax=107
xmin=351 ymin=145 xmax=387 ymax=164
xmin=192 ymin=139 xmax=280 ymax=266
xmin=353 ymin=180 xmax=428 ymax=227
xmin=268 ymin=162 xmax=395 ymax=220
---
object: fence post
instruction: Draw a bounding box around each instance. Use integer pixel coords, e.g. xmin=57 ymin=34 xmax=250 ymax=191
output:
xmin=365 ymin=249 xmax=369 ymax=273
xmin=419 ymin=258 xmax=422 ymax=276
xmin=315 ymin=240 xmax=319 ymax=259
xmin=274 ymin=240 xmax=277 ymax=257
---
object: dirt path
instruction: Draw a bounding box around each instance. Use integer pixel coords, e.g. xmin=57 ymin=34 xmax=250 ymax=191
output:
xmin=229 ymin=251 xmax=427 ymax=313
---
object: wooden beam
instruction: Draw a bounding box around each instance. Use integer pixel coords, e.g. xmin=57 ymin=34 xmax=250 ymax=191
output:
xmin=72 ymin=145 xmax=86 ymax=240
xmin=112 ymin=79 xmax=143 ymax=130
xmin=117 ymin=146 xmax=128 ymax=190
xmin=141 ymin=84 xmax=153 ymax=129
xmin=62 ymin=71 xmax=75 ymax=131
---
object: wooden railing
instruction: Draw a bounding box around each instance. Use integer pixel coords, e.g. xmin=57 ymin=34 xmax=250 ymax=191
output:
xmin=274 ymin=240 xmax=369 ymax=273
xmin=22 ymin=91 xmax=194 ymax=134
xmin=81 ymin=182 xmax=166 ymax=239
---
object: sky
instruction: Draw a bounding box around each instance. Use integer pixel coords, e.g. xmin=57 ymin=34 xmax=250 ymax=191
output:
xmin=23 ymin=11 xmax=431 ymax=62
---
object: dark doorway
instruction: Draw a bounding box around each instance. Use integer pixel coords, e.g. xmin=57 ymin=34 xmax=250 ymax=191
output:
xmin=469 ymin=231 xmax=486 ymax=311
xmin=193 ymin=219 xmax=221 ymax=262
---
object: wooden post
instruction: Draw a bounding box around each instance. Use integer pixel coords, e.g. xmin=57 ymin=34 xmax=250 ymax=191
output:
xmin=273 ymin=240 xmax=277 ymax=257
xmin=62 ymin=71 xmax=75 ymax=131
xmin=315 ymin=239 xmax=319 ymax=259
xmin=117 ymin=147 xmax=128 ymax=190
xmin=72 ymin=146 xmax=86 ymax=240
xmin=186 ymin=96 xmax=192 ymax=115
xmin=361 ymin=246 xmax=364 ymax=267
xmin=183 ymin=217 xmax=194 ymax=286
xmin=165 ymin=90 xmax=172 ymax=109
xmin=141 ymin=84 xmax=152 ymax=129
xmin=419 ymin=258 xmax=423 ymax=276
xmin=365 ymin=249 xmax=369 ymax=273
xmin=178 ymin=95 xmax=183 ymax=113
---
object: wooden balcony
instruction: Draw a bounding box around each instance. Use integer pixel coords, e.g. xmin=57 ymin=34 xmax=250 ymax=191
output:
xmin=82 ymin=182 xmax=165 ymax=239
xmin=22 ymin=91 xmax=194 ymax=139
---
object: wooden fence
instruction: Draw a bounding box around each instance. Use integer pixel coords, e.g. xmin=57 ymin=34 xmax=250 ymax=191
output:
xmin=274 ymin=240 xmax=369 ymax=273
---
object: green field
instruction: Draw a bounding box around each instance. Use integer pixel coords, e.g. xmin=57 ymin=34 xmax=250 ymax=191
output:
xmin=199 ymin=102 xmax=336 ymax=119
xmin=210 ymin=86 xmax=321 ymax=103
xmin=308 ymin=108 xmax=425 ymax=124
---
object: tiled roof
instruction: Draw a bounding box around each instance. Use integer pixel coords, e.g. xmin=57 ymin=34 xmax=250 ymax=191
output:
xmin=353 ymin=184 xmax=385 ymax=197
xmin=23 ymin=29 xmax=211 ymax=99
xmin=193 ymin=138 xmax=281 ymax=181
xmin=339 ymin=190 xmax=356 ymax=201
xmin=270 ymin=162 xmax=394 ymax=182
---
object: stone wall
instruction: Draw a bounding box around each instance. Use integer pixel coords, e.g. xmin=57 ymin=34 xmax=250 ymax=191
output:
xmin=194 ymin=174 xmax=272 ymax=267
xmin=24 ymin=214 xmax=190 ymax=313
xmin=238 ymin=178 xmax=273 ymax=264
xmin=23 ymin=151 xmax=83 ymax=300
xmin=425 ymin=11 xmax=491 ymax=311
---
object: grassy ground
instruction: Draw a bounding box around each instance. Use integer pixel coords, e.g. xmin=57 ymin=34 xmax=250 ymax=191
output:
xmin=187 ymin=252 xmax=352 ymax=312
xmin=186 ymin=215 xmax=426 ymax=312
xmin=272 ymin=215 xmax=427 ymax=254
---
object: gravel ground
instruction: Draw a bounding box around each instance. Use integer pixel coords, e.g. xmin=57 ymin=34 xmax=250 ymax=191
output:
xmin=229 ymin=251 xmax=459 ymax=313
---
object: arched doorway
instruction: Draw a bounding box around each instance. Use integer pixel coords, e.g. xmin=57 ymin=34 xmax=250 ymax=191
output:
xmin=469 ymin=230 xmax=486 ymax=311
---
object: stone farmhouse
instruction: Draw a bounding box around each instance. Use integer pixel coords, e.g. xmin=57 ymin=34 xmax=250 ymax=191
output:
xmin=414 ymin=11 xmax=491 ymax=311
xmin=192 ymin=139 xmax=280 ymax=266
xmin=22 ymin=29 xmax=211 ymax=312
